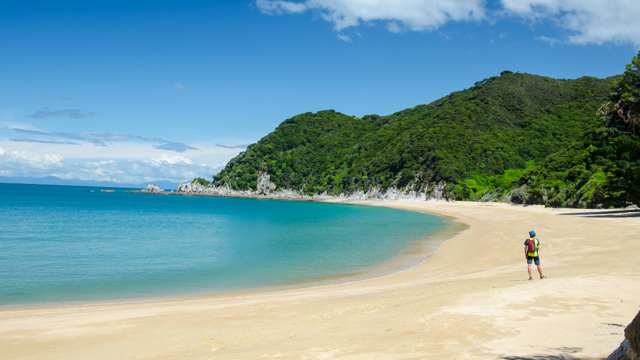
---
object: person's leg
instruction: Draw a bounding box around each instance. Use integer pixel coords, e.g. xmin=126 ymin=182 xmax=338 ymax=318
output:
xmin=527 ymin=259 xmax=532 ymax=279
xmin=535 ymin=257 xmax=544 ymax=278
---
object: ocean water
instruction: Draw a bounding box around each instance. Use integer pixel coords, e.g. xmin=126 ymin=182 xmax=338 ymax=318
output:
xmin=0 ymin=183 xmax=451 ymax=306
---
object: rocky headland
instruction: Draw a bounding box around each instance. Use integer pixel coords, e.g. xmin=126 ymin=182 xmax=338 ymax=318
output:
xmin=127 ymin=173 xmax=449 ymax=203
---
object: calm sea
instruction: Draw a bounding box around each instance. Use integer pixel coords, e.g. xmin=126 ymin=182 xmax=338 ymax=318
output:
xmin=0 ymin=183 xmax=452 ymax=306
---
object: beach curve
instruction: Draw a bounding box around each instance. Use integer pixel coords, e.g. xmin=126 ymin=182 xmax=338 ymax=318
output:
xmin=1 ymin=200 xmax=638 ymax=359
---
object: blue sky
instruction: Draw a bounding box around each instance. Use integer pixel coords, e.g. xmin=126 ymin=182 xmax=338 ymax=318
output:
xmin=1 ymin=0 xmax=639 ymax=184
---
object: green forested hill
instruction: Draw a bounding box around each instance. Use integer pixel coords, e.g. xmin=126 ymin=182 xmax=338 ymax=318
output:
xmin=511 ymin=54 xmax=640 ymax=208
xmin=211 ymin=72 xmax=613 ymax=200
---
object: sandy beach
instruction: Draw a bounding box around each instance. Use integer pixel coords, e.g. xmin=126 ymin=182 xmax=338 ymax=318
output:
xmin=1 ymin=201 xmax=639 ymax=360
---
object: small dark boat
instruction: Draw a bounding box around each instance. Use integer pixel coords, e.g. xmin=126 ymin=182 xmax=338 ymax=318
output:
xmin=88 ymin=190 xmax=94 ymax=192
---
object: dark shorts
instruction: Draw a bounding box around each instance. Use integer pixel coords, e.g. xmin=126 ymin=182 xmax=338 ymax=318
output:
xmin=527 ymin=256 xmax=540 ymax=265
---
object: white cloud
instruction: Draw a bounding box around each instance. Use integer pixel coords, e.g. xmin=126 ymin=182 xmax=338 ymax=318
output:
xmin=257 ymin=0 xmax=640 ymax=47
xmin=142 ymin=154 xmax=194 ymax=166
xmin=0 ymin=146 xmax=225 ymax=184
xmin=0 ymin=147 xmax=64 ymax=170
xmin=257 ymin=0 xmax=486 ymax=32
xmin=500 ymin=0 xmax=640 ymax=46
xmin=174 ymin=83 xmax=188 ymax=90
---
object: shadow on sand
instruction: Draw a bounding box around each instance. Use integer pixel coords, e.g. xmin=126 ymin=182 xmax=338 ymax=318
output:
xmin=558 ymin=209 xmax=640 ymax=218
xmin=501 ymin=347 xmax=604 ymax=360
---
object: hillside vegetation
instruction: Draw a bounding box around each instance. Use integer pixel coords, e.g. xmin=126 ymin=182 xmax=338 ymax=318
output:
xmin=507 ymin=53 xmax=640 ymax=208
xmin=208 ymin=53 xmax=640 ymax=208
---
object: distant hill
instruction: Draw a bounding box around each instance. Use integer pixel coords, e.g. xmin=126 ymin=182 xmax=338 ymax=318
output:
xmin=0 ymin=176 xmax=180 ymax=190
xmin=211 ymin=72 xmax=614 ymax=197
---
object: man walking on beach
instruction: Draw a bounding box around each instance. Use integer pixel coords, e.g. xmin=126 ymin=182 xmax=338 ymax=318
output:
xmin=525 ymin=231 xmax=545 ymax=280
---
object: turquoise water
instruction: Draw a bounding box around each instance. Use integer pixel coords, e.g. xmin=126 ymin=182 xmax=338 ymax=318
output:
xmin=0 ymin=183 xmax=449 ymax=306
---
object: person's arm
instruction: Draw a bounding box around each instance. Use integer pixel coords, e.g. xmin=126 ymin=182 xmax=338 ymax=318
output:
xmin=524 ymin=245 xmax=528 ymax=258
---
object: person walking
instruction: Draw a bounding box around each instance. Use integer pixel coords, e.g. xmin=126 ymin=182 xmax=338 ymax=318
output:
xmin=524 ymin=231 xmax=545 ymax=280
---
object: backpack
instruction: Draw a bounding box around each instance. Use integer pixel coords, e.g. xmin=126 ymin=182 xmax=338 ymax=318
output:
xmin=527 ymin=238 xmax=537 ymax=254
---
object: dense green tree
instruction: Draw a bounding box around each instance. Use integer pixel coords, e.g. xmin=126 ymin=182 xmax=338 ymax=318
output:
xmin=598 ymin=53 xmax=640 ymax=132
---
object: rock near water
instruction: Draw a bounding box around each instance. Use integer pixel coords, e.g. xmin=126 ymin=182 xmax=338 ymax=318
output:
xmin=174 ymin=173 xmax=449 ymax=202
xmin=608 ymin=311 xmax=640 ymax=360
xmin=145 ymin=184 xmax=164 ymax=193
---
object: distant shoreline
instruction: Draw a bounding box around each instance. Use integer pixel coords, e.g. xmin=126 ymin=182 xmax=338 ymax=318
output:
xmin=0 ymin=177 xmax=180 ymax=189
xmin=126 ymin=188 xmax=346 ymax=202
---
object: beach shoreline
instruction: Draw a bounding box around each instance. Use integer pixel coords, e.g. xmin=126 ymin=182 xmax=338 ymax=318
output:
xmin=1 ymin=201 xmax=639 ymax=359
xmin=0 ymin=200 xmax=461 ymax=311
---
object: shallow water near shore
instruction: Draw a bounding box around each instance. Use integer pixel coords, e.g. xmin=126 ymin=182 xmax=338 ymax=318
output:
xmin=0 ymin=183 xmax=451 ymax=306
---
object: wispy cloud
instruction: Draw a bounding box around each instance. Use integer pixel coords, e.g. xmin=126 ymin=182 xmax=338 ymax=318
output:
xmin=215 ymin=143 xmax=248 ymax=149
xmin=337 ymin=34 xmax=352 ymax=42
xmin=153 ymin=138 xmax=198 ymax=153
xmin=439 ymin=32 xmax=452 ymax=41
xmin=56 ymin=132 xmax=149 ymax=146
xmin=42 ymin=96 xmax=52 ymax=100
xmin=499 ymin=32 xmax=508 ymax=39
xmin=61 ymin=97 xmax=72 ymax=101
xmin=386 ymin=22 xmax=401 ymax=33
xmin=8 ymin=127 xmax=148 ymax=147
xmin=256 ymin=0 xmax=307 ymax=14
xmin=10 ymin=138 xmax=80 ymax=145
xmin=7 ymin=127 xmax=199 ymax=153
xmin=11 ymin=128 xmax=52 ymax=136
xmin=174 ymin=83 xmax=188 ymax=90
xmin=27 ymin=107 xmax=95 ymax=119
xmin=535 ymin=35 xmax=561 ymax=46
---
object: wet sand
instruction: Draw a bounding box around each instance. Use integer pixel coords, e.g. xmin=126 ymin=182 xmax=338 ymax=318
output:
xmin=1 ymin=201 xmax=638 ymax=359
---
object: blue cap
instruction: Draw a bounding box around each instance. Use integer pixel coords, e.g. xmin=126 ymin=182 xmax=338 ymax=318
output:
xmin=529 ymin=231 xmax=536 ymax=237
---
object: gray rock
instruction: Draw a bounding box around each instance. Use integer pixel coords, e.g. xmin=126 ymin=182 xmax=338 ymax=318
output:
xmin=608 ymin=311 xmax=640 ymax=360
xmin=145 ymin=184 xmax=163 ymax=193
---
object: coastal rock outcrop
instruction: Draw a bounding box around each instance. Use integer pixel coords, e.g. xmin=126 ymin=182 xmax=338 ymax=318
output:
xmin=145 ymin=184 xmax=165 ymax=193
xmin=608 ymin=311 xmax=640 ymax=360
xmin=174 ymin=173 xmax=449 ymax=202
